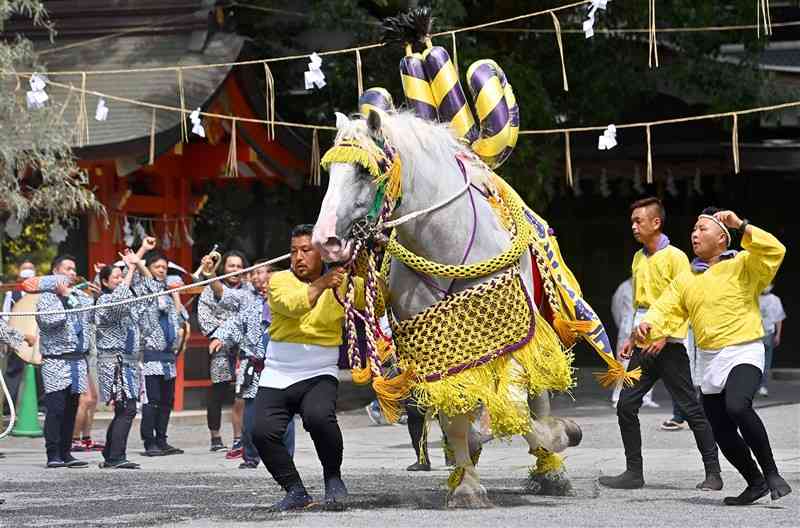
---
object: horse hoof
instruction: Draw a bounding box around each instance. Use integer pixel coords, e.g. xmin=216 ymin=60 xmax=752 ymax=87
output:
xmin=562 ymin=419 xmax=582 ymax=447
xmin=522 ymin=477 xmax=542 ymax=495
xmin=527 ymin=470 xmax=577 ymax=497
xmin=446 ymin=487 xmax=494 ymax=509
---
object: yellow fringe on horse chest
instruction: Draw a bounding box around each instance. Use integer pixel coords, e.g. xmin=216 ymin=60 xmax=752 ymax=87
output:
xmin=393 ymin=267 xmax=574 ymax=438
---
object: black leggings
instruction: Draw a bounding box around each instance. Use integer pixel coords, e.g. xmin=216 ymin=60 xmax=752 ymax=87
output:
xmin=103 ymin=399 xmax=137 ymax=463
xmin=252 ymin=375 xmax=341 ymax=491
xmin=702 ymin=364 xmax=778 ymax=485
xmin=406 ymin=397 xmax=428 ymax=462
xmin=207 ymin=382 xmax=230 ymax=433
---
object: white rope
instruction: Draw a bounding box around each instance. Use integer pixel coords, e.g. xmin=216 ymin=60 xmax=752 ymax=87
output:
xmin=0 ymin=253 xmax=291 ymax=318
xmin=0 ymin=369 xmax=16 ymax=439
xmin=382 ymin=181 xmax=471 ymax=229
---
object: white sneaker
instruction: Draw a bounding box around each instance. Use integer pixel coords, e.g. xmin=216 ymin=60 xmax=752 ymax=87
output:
xmin=757 ymin=387 xmax=769 ymax=397
xmin=641 ymin=399 xmax=660 ymax=409
xmin=365 ymin=402 xmax=386 ymax=425
xmin=611 ymin=400 xmax=618 ymax=409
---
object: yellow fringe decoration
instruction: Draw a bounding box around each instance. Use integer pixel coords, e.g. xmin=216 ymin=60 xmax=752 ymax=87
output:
xmin=531 ymin=446 xmax=564 ymax=475
xmin=372 ymin=369 xmax=414 ymax=423
xmin=552 ymin=317 xmax=595 ymax=347
xmin=377 ymin=338 xmax=393 ymax=362
xmin=351 ymin=366 xmax=372 ymax=385
xmin=410 ymin=310 xmax=573 ymax=439
xmin=321 ymin=143 xmax=383 ymax=180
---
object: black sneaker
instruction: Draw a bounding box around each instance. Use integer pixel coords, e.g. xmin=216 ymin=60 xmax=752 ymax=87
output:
xmin=142 ymin=446 xmax=167 ymax=457
xmin=100 ymin=460 xmax=141 ymax=469
xmin=406 ymin=461 xmax=431 ymax=472
xmin=159 ymin=443 xmax=184 ymax=455
xmin=724 ymin=481 xmax=769 ymax=505
xmin=63 ymin=457 xmax=88 ymax=468
xmin=766 ymin=473 xmax=792 ymax=500
xmin=239 ymin=460 xmax=259 ymax=469
xmin=269 ymin=485 xmax=314 ymax=512
xmin=209 ymin=437 xmax=227 ymax=452
xmin=46 ymin=459 xmax=67 ymax=468
xmin=598 ymin=470 xmax=645 ymax=489
xmin=324 ymin=476 xmax=348 ymax=510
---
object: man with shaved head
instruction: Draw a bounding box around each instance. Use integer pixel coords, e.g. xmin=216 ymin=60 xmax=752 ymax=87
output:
xmin=601 ymin=198 xmax=721 ymax=491
xmin=637 ymin=208 xmax=791 ymax=505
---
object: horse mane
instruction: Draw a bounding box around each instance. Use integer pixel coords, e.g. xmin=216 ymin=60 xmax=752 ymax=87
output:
xmin=333 ymin=111 xmax=485 ymax=188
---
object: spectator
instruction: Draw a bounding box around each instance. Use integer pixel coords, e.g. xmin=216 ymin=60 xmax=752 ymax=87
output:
xmin=758 ymin=284 xmax=785 ymax=397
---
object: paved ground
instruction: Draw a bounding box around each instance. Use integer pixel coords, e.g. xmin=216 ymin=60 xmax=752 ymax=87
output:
xmin=1 ymin=371 xmax=798 ymax=527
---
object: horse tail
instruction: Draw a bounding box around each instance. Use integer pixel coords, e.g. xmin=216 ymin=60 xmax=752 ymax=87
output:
xmin=399 ymin=51 xmax=438 ymax=121
xmin=359 ymin=87 xmax=396 ymax=119
xmin=420 ymin=44 xmax=480 ymax=142
xmin=466 ymin=59 xmax=519 ymax=169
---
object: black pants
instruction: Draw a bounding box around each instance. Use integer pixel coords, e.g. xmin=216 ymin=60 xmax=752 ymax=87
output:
xmin=207 ymin=381 xmax=230 ymax=433
xmin=252 ymin=375 xmax=341 ymax=491
xmin=141 ymin=375 xmax=175 ymax=449
xmin=617 ymin=343 xmax=720 ymax=474
xmin=702 ymin=364 xmax=778 ymax=485
xmin=2 ymin=353 xmax=24 ymax=415
xmin=103 ymin=399 xmax=137 ymax=463
xmin=43 ymin=387 xmax=80 ymax=462
xmin=406 ymin=397 xmax=428 ymax=462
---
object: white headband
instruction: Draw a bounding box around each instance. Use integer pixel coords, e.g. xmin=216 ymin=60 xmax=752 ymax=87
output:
xmin=699 ymin=214 xmax=731 ymax=247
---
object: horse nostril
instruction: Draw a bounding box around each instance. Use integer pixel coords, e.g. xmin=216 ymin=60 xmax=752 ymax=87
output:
xmin=324 ymin=237 xmax=342 ymax=251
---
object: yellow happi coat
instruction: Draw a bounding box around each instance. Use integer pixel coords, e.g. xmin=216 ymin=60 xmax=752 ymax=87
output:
xmin=643 ymin=226 xmax=785 ymax=350
xmin=632 ymin=244 xmax=690 ymax=340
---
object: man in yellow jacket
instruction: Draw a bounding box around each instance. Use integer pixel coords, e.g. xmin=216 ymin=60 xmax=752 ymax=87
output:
xmin=601 ymin=198 xmax=720 ymax=491
xmin=637 ymin=208 xmax=791 ymax=506
xmin=251 ymin=224 xmax=363 ymax=512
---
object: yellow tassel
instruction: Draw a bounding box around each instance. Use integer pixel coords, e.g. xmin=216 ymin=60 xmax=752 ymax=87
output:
xmin=552 ymin=317 xmax=595 ymax=347
xmin=372 ymin=369 xmax=414 ymax=424
xmin=531 ymin=446 xmax=564 ymax=475
xmin=351 ymin=366 xmax=373 ymax=385
xmin=377 ymin=338 xmax=394 ymax=363
xmin=593 ymin=351 xmax=642 ymax=388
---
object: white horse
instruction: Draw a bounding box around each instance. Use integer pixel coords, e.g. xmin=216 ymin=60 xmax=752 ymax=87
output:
xmin=313 ymin=110 xmax=583 ymax=508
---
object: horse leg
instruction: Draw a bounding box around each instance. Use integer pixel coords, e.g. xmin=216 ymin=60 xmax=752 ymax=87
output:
xmin=444 ymin=414 xmax=493 ymax=509
xmin=439 ymin=412 xmax=485 ymax=467
xmin=522 ymin=390 xmax=581 ymax=496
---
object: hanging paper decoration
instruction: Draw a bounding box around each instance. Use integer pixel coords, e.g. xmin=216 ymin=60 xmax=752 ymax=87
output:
xmin=4 ymin=216 xmax=22 ymax=239
xmin=26 ymin=74 xmax=49 ymax=109
xmin=95 ymin=98 xmax=109 ymax=121
xmin=598 ymin=124 xmax=617 ymax=150
xmin=49 ymin=221 xmax=68 ymax=244
xmin=583 ymin=0 xmax=609 ymax=38
xmin=304 ymin=52 xmax=326 ymax=90
xmin=123 ymin=216 xmax=134 ymax=247
xmin=190 ymin=108 xmax=205 ymax=138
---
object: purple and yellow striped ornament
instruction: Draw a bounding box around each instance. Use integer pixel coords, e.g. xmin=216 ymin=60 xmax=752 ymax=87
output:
xmin=467 ymin=59 xmax=519 ymax=168
xmin=421 ymin=45 xmax=479 ymax=142
xmin=399 ymin=50 xmax=438 ymax=121
xmin=359 ymin=87 xmax=396 ymax=119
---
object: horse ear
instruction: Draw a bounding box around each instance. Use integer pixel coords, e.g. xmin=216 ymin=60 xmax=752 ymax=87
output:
xmin=367 ymin=109 xmax=382 ymax=135
xmin=335 ymin=112 xmax=349 ymax=130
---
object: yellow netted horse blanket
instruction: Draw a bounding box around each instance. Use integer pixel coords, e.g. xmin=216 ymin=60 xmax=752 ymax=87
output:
xmin=392 ymin=266 xmax=573 ymax=437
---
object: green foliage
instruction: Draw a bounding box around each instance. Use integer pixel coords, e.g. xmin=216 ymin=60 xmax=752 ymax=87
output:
xmin=234 ymin=0 xmax=786 ymax=212
xmin=1 ymin=217 xmax=56 ymax=278
xmin=0 ymin=1 xmax=103 ymax=225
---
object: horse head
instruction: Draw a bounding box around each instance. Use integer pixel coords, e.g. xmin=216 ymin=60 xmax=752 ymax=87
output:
xmin=312 ymin=110 xmax=400 ymax=263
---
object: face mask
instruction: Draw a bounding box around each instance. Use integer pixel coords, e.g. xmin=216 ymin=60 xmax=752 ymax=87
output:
xmin=19 ymin=268 xmax=36 ymax=279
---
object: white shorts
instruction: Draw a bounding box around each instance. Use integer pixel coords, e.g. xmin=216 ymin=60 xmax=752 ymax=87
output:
xmin=697 ymin=340 xmax=764 ymax=395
